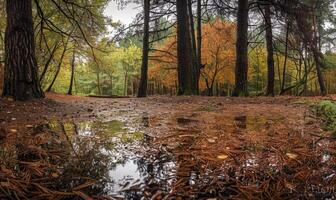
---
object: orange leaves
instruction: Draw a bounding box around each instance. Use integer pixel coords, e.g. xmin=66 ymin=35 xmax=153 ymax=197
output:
xmin=149 ymin=18 xmax=237 ymax=90
xmin=201 ymin=19 xmax=236 ymax=89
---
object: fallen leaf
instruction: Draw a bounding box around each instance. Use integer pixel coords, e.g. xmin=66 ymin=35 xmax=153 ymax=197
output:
xmin=217 ymin=154 xmax=229 ymax=160
xmin=9 ymin=129 xmax=17 ymax=133
xmin=207 ymin=138 xmax=216 ymax=143
xmin=286 ymin=153 xmax=298 ymax=159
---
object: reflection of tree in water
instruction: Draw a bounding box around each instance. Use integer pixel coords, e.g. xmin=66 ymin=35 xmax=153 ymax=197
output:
xmin=43 ymin=121 xmax=139 ymax=198
xmin=42 ymin=120 xmax=243 ymax=199
xmin=48 ymin=122 xmax=116 ymax=196
xmin=119 ymin=134 xmax=177 ymax=199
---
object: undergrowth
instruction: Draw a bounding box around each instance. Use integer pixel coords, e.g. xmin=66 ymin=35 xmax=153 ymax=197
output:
xmin=315 ymin=100 xmax=336 ymax=136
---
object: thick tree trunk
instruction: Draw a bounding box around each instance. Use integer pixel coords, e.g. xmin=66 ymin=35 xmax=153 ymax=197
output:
xmin=312 ymin=14 xmax=327 ymax=96
xmin=3 ymin=0 xmax=44 ymax=100
xmin=67 ymin=50 xmax=76 ymax=95
xmin=232 ymin=0 xmax=249 ymax=97
xmin=265 ymin=4 xmax=275 ymax=96
xmin=313 ymin=50 xmax=327 ymax=95
xmin=176 ymin=0 xmax=197 ymax=95
xmin=188 ymin=0 xmax=199 ymax=93
xmin=137 ymin=0 xmax=150 ymax=98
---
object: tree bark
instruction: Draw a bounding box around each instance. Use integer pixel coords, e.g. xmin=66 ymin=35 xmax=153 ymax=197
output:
xmin=176 ymin=0 xmax=197 ymax=95
xmin=3 ymin=0 xmax=44 ymax=100
xmin=137 ymin=0 xmax=150 ymax=98
xmin=312 ymin=13 xmax=327 ymax=95
xmin=280 ymin=19 xmax=290 ymax=94
xmin=264 ymin=4 xmax=275 ymax=96
xmin=188 ymin=0 xmax=199 ymax=93
xmin=67 ymin=50 xmax=76 ymax=95
xmin=196 ymin=0 xmax=202 ymax=92
xmin=232 ymin=0 xmax=249 ymax=97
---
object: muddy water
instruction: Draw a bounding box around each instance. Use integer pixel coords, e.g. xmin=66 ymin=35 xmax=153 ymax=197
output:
xmin=37 ymin=113 xmax=335 ymax=199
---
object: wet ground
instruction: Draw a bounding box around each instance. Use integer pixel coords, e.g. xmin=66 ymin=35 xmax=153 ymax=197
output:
xmin=1 ymin=93 xmax=336 ymax=199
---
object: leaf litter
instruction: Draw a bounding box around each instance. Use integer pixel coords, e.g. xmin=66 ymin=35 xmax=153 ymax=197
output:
xmin=0 ymin=94 xmax=336 ymax=199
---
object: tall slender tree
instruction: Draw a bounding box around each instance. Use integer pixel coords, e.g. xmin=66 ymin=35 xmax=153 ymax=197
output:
xmin=232 ymin=0 xmax=249 ymax=96
xmin=138 ymin=0 xmax=150 ymax=97
xmin=264 ymin=4 xmax=275 ymax=96
xmin=3 ymin=0 xmax=44 ymax=100
xmin=196 ymin=0 xmax=202 ymax=92
xmin=68 ymin=50 xmax=76 ymax=95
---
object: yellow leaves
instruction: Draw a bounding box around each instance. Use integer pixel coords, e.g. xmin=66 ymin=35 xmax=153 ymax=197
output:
xmin=217 ymin=154 xmax=229 ymax=160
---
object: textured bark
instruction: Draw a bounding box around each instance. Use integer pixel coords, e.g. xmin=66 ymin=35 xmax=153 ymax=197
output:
xmin=312 ymin=14 xmax=326 ymax=95
xmin=265 ymin=4 xmax=275 ymax=96
xmin=3 ymin=0 xmax=44 ymax=100
xmin=188 ymin=0 xmax=199 ymax=93
xmin=176 ymin=0 xmax=197 ymax=95
xmin=137 ymin=0 xmax=150 ymax=98
xmin=232 ymin=0 xmax=249 ymax=97
xmin=313 ymin=50 xmax=327 ymax=95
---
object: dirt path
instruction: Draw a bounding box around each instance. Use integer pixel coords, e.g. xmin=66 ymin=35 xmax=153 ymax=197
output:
xmin=0 ymin=93 xmax=335 ymax=199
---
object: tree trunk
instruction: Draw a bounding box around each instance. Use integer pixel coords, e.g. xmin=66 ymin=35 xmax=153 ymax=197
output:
xmin=313 ymin=50 xmax=327 ymax=95
xmin=280 ymin=19 xmax=290 ymax=94
xmin=176 ymin=0 xmax=197 ymax=95
xmin=67 ymin=50 xmax=76 ymax=95
xmin=97 ymin=71 xmax=101 ymax=95
xmin=39 ymin=40 xmax=60 ymax=84
xmin=46 ymin=38 xmax=69 ymax=92
xmin=312 ymin=14 xmax=327 ymax=96
xmin=188 ymin=0 xmax=199 ymax=93
xmin=232 ymin=0 xmax=249 ymax=97
xmin=124 ymin=71 xmax=128 ymax=96
xmin=196 ymin=0 xmax=202 ymax=92
xmin=3 ymin=0 xmax=44 ymax=100
xmin=264 ymin=4 xmax=275 ymax=96
xmin=137 ymin=0 xmax=150 ymax=98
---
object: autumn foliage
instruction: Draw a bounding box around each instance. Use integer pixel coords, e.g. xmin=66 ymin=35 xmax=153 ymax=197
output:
xmin=149 ymin=19 xmax=236 ymax=95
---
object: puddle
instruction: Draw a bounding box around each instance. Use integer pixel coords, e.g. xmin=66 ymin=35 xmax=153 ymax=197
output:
xmin=233 ymin=115 xmax=270 ymax=130
xmin=45 ymin=118 xmax=177 ymax=198
xmin=2 ymin=113 xmax=335 ymax=199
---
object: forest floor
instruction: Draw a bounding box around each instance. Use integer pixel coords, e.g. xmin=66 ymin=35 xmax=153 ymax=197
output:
xmin=1 ymin=93 xmax=336 ymax=199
